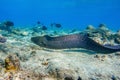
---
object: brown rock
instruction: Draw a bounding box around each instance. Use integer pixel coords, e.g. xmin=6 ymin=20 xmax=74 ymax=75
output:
xmin=5 ymin=54 xmax=20 ymax=73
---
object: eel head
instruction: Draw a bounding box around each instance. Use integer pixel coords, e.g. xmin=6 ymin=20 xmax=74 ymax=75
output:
xmin=31 ymin=35 xmax=48 ymax=47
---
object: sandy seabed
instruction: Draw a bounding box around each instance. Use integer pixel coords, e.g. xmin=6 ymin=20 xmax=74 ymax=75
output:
xmin=0 ymin=25 xmax=120 ymax=80
xmin=0 ymin=36 xmax=120 ymax=80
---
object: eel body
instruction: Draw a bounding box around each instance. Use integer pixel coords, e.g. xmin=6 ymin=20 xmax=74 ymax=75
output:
xmin=31 ymin=34 xmax=120 ymax=53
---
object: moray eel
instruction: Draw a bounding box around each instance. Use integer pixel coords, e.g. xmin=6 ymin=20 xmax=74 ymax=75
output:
xmin=31 ymin=34 xmax=120 ymax=53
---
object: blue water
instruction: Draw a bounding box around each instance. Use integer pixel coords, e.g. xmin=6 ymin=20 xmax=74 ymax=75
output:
xmin=0 ymin=0 xmax=120 ymax=31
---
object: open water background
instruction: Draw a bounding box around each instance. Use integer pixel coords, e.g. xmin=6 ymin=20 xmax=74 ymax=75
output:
xmin=0 ymin=0 xmax=120 ymax=31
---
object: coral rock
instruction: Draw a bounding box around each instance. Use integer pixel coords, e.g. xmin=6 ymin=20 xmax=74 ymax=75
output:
xmin=21 ymin=32 xmax=29 ymax=36
xmin=86 ymin=25 xmax=95 ymax=30
xmin=115 ymin=38 xmax=120 ymax=44
xmin=5 ymin=54 xmax=20 ymax=72
xmin=98 ymin=24 xmax=108 ymax=31
xmin=116 ymin=30 xmax=120 ymax=36
xmin=41 ymin=61 xmax=49 ymax=66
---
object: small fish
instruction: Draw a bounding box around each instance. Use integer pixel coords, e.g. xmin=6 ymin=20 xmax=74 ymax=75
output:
xmin=3 ymin=21 xmax=14 ymax=27
xmin=37 ymin=21 xmax=41 ymax=24
xmin=41 ymin=26 xmax=47 ymax=30
xmin=51 ymin=23 xmax=62 ymax=28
